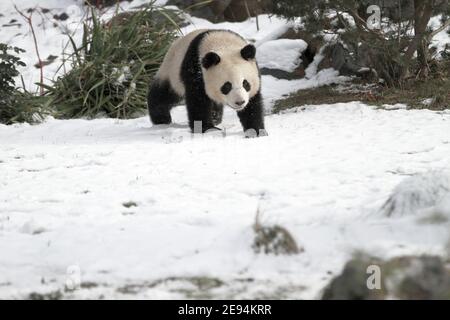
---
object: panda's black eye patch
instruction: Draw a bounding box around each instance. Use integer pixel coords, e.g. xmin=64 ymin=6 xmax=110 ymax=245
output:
xmin=243 ymin=80 xmax=251 ymax=92
xmin=221 ymin=82 xmax=232 ymax=95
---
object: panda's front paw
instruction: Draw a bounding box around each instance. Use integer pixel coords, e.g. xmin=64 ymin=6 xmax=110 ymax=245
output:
xmin=203 ymin=126 xmax=224 ymax=137
xmin=204 ymin=126 xmax=222 ymax=133
xmin=244 ymin=128 xmax=268 ymax=138
xmin=258 ymin=129 xmax=268 ymax=137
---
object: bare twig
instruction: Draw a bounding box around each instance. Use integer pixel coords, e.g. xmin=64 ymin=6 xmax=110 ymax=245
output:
xmin=256 ymin=15 xmax=260 ymax=32
xmin=428 ymin=19 xmax=450 ymax=41
xmin=14 ymin=5 xmax=44 ymax=95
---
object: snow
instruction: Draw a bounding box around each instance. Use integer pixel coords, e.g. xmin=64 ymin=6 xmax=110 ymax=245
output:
xmin=256 ymin=39 xmax=307 ymax=72
xmin=1 ymin=1 xmax=450 ymax=300
xmin=435 ymin=195 xmax=450 ymax=217
xmin=2 ymin=102 xmax=450 ymax=299
xmin=0 ymin=0 xmax=86 ymax=91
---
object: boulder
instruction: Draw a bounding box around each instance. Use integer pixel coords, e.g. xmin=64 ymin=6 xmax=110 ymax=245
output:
xmin=322 ymin=254 xmax=450 ymax=300
xmin=279 ymin=27 xmax=323 ymax=69
xmin=258 ymin=28 xmax=323 ymax=80
xmin=257 ymin=39 xmax=307 ymax=80
xmin=84 ymin=0 xmax=133 ymax=8
xmin=223 ymin=0 xmax=273 ymax=22
xmin=167 ymin=0 xmax=221 ymax=22
xmin=322 ymin=255 xmax=387 ymax=300
xmin=167 ymin=0 xmax=272 ymax=23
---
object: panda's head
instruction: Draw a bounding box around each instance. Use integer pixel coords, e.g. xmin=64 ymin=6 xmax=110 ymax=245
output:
xmin=201 ymin=43 xmax=259 ymax=111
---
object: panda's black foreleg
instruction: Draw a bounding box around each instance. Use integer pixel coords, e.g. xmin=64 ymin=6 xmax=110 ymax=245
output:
xmin=147 ymin=79 xmax=181 ymax=125
xmin=185 ymin=92 xmax=218 ymax=133
xmin=237 ymin=92 xmax=267 ymax=137
xmin=211 ymin=103 xmax=224 ymax=126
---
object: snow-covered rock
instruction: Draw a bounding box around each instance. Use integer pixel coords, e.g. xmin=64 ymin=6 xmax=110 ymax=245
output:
xmin=256 ymin=39 xmax=307 ymax=72
xmin=381 ymin=171 xmax=450 ymax=217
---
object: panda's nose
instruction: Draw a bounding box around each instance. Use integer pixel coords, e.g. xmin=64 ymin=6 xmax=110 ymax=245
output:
xmin=235 ymin=100 xmax=245 ymax=106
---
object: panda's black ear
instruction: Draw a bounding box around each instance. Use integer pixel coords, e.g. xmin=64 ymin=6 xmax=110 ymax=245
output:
xmin=241 ymin=44 xmax=256 ymax=60
xmin=202 ymin=52 xmax=221 ymax=69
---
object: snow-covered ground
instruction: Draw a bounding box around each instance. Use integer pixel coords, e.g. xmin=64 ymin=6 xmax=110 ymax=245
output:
xmin=2 ymin=103 xmax=450 ymax=299
xmin=1 ymin=1 xmax=450 ymax=299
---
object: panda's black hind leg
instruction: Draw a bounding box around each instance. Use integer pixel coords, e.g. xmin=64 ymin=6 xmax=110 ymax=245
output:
xmin=147 ymin=79 xmax=181 ymax=125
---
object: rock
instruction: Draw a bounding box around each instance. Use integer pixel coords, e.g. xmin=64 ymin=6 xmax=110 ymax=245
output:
xmin=278 ymin=28 xmax=323 ymax=68
xmin=256 ymin=28 xmax=320 ymax=80
xmin=260 ymin=67 xmax=305 ymax=80
xmin=29 ymin=290 xmax=63 ymax=300
xmin=106 ymin=8 xmax=185 ymax=29
xmin=167 ymin=0 xmax=226 ymax=22
xmin=256 ymin=39 xmax=307 ymax=79
xmin=223 ymin=0 xmax=273 ymax=22
xmin=277 ymin=28 xmax=376 ymax=80
xmin=167 ymin=0 xmax=272 ymax=22
xmin=322 ymin=254 xmax=450 ymax=300
xmin=84 ymin=0 xmax=133 ymax=8
xmin=318 ymin=44 xmax=360 ymax=75
xmin=322 ymin=255 xmax=387 ymax=300
xmin=387 ymin=256 xmax=450 ymax=299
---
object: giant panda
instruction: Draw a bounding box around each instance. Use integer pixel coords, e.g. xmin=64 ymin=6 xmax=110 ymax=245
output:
xmin=147 ymin=29 xmax=267 ymax=137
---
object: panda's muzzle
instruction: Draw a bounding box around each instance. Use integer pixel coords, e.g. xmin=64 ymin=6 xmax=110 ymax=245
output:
xmin=229 ymin=101 xmax=247 ymax=111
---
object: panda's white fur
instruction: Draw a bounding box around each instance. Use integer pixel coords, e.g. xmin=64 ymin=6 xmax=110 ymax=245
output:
xmin=156 ymin=29 xmax=260 ymax=110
